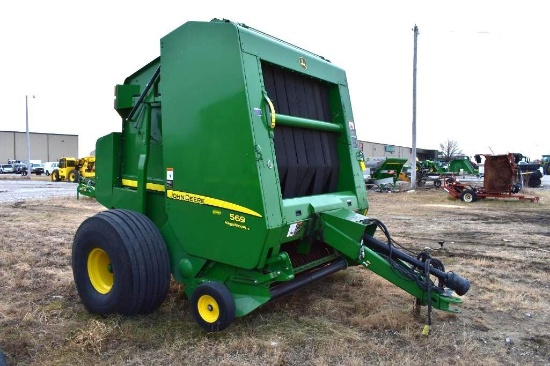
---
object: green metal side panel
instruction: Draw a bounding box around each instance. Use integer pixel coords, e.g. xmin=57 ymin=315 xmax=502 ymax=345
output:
xmin=160 ymin=21 xmax=268 ymax=270
xmin=95 ymin=133 xmax=121 ymax=208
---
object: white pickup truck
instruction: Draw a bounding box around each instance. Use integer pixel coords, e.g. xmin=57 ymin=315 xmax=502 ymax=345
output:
xmin=42 ymin=162 xmax=59 ymax=176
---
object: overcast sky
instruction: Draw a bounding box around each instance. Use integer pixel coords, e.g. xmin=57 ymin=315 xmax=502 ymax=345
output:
xmin=1 ymin=0 xmax=549 ymax=161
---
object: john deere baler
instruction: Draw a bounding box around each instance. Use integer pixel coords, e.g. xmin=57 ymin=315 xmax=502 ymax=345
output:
xmin=72 ymin=19 xmax=469 ymax=332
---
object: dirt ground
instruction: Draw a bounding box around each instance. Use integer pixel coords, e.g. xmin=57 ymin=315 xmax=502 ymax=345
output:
xmin=0 ymin=183 xmax=549 ymax=365
xmin=366 ymin=186 xmax=550 ymax=365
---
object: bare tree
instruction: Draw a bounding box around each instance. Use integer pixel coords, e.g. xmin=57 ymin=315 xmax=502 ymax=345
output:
xmin=439 ymin=140 xmax=463 ymax=162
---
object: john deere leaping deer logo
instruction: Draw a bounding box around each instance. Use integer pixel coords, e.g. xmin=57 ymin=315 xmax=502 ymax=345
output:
xmin=298 ymin=57 xmax=307 ymax=70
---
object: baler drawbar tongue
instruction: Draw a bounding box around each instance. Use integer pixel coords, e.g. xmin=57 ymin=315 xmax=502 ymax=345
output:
xmin=319 ymin=208 xmax=470 ymax=312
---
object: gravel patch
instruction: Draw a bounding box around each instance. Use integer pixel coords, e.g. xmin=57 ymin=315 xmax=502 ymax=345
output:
xmin=0 ymin=179 xmax=78 ymax=203
xmin=0 ymin=174 xmax=548 ymax=204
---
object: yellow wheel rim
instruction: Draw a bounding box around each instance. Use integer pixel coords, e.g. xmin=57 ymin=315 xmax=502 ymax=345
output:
xmin=70 ymin=173 xmax=76 ymax=181
xmin=197 ymin=294 xmax=219 ymax=323
xmin=87 ymin=248 xmax=113 ymax=294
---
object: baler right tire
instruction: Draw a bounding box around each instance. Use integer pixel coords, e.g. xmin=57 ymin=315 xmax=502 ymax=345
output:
xmin=460 ymin=189 xmax=477 ymax=203
xmin=433 ymin=179 xmax=442 ymax=188
xmin=51 ymin=169 xmax=61 ymax=182
xmin=72 ymin=209 xmax=171 ymax=315
xmin=191 ymin=282 xmax=235 ymax=332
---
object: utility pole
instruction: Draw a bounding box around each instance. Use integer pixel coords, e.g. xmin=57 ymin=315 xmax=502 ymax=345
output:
xmin=410 ymin=25 xmax=419 ymax=190
xmin=25 ymin=95 xmax=36 ymax=179
xmin=25 ymin=95 xmax=32 ymax=180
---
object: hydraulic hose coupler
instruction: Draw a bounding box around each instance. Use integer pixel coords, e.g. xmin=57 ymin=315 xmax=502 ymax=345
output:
xmin=444 ymin=272 xmax=470 ymax=296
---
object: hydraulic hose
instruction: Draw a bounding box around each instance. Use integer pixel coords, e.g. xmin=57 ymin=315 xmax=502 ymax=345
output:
xmin=362 ymin=233 xmax=470 ymax=296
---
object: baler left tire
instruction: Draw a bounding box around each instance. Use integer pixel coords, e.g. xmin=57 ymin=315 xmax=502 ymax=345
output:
xmin=72 ymin=209 xmax=171 ymax=315
xmin=433 ymin=179 xmax=442 ymax=188
xmin=191 ymin=282 xmax=235 ymax=332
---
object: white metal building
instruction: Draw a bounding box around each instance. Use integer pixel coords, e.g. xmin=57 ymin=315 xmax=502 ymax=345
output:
xmin=0 ymin=131 xmax=78 ymax=164
xmin=358 ymin=140 xmax=438 ymax=165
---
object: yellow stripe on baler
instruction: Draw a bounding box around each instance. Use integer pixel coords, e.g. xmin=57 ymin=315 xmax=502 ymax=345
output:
xmin=166 ymin=189 xmax=262 ymax=217
xmin=121 ymin=179 xmax=262 ymax=217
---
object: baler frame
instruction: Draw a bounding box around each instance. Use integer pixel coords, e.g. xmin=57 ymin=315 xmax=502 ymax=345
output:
xmin=71 ymin=18 xmax=470 ymax=333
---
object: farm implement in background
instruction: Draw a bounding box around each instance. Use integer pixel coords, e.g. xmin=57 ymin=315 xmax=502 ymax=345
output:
xmin=416 ymin=157 xmax=478 ymax=188
xmin=445 ymin=153 xmax=539 ymax=203
xmin=363 ymin=157 xmax=408 ymax=191
xmin=77 ymin=177 xmax=96 ymax=199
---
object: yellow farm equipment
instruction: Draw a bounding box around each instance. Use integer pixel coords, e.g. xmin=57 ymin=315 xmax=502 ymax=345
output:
xmin=51 ymin=156 xmax=96 ymax=183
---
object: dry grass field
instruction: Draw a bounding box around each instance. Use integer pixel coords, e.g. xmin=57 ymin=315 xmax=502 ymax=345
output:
xmin=0 ymin=183 xmax=549 ymax=365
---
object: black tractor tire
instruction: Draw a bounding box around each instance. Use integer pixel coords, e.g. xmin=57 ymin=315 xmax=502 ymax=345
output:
xmin=191 ymin=282 xmax=236 ymax=332
xmin=35 ymin=172 xmax=42 ymax=176
xmin=545 ymin=164 xmax=550 ymax=175
xmin=72 ymin=209 xmax=171 ymax=315
xmin=460 ymin=189 xmax=477 ymax=203
xmin=528 ymin=170 xmax=542 ymax=188
xmin=69 ymin=169 xmax=80 ymax=183
xmin=21 ymin=170 xmax=27 ymax=176
xmin=433 ymin=179 xmax=442 ymax=188
xmin=51 ymin=169 xmax=61 ymax=182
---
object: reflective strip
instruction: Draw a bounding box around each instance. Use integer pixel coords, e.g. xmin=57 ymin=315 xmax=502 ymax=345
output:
xmin=121 ymin=179 xmax=165 ymax=192
xmin=122 ymin=179 xmax=262 ymax=217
